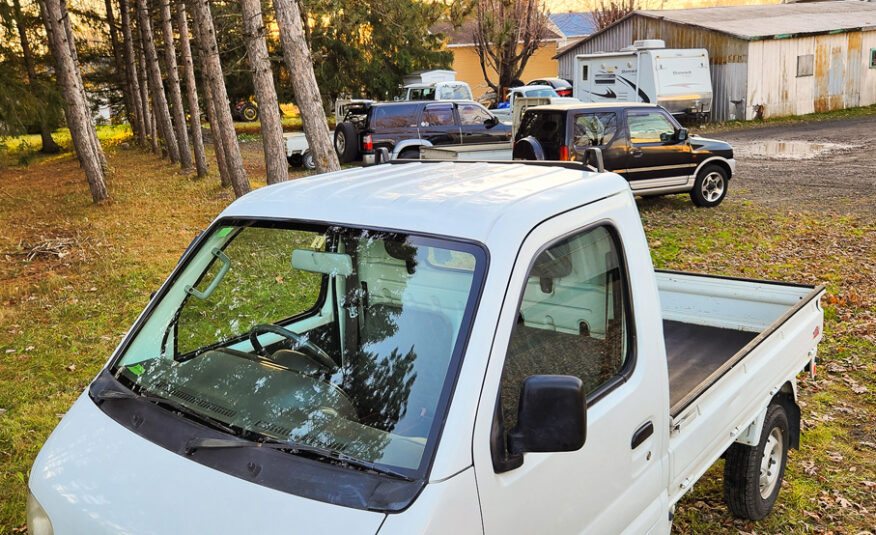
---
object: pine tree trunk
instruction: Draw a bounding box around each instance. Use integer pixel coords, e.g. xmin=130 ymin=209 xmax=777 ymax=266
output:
xmin=190 ymin=0 xmax=249 ymax=197
xmin=59 ymin=0 xmax=108 ymax=170
xmin=136 ymin=0 xmax=179 ymax=162
xmin=38 ymin=0 xmax=109 ymax=202
xmin=157 ymin=0 xmax=193 ymax=172
xmin=104 ymin=0 xmax=138 ymax=140
xmin=12 ymin=0 xmax=61 ymax=154
xmin=175 ymin=0 xmax=207 ymax=177
xmin=135 ymin=24 xmax=159 ymax=154
xmin=241 ymin=0 xmax=288 ymax=185
xmin=119 ymin=0 xmax=147 ymax=145
xmin=273 ymin=0 xmax=338 ymax=174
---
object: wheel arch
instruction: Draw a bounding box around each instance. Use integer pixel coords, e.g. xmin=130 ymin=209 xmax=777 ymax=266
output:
xmin=733 ymin=383 xmax=801 ymax=450
xmin=694 ymin=156 xmax=733 ymax=180
xmin=391 ymin=139 xmax=433 ymax=160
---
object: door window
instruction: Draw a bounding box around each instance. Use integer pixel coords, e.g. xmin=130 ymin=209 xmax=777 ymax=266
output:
xmin=573 ymin=112 xmax=618 ymax=147
xmin=627 ymin=112 xmax=675 ymax=143
xmin=458 ymin=103 xmax=493 ymax=126
xmin=423 ymin=105 xmax=456 ymax=127
xmin=499 ymin=226 xmax=631 ymax=432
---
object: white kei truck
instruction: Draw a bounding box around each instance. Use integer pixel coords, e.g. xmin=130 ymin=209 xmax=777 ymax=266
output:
xmin=27 ymin=161 xmax=824 ymax=535
xmin=574 ymin=40 xmax=713 ymax=120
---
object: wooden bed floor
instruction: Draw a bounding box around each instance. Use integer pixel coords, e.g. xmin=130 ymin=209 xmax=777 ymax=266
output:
xmin=664 ymin=320 xmax=758 ymax=411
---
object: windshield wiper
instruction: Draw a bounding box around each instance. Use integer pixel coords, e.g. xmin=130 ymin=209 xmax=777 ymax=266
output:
xmin=93 ymin=388 xmax=238 ymax=436
xmin=185 ymin=436 xmax=414 ymax=481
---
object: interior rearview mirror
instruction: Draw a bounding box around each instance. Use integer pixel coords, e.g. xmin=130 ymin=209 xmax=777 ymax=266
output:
xmin=507 ymin=375 xmax=586 ymax=455
xmin=291 ymin=249 xmax=353 ymax=276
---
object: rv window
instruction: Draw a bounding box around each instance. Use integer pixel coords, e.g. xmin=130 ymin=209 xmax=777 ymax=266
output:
xmin=573 ymin=113 xmax=617 ymax=147
xmin=594 ymin=74 xmax=615 ymax=85
xmin=627 ymin=112 xmax=675 ymax=144
xmin=796 ymin=55 xmax=814 ymax=77
xmin=582 ymin=65 xmax=589 ymax=81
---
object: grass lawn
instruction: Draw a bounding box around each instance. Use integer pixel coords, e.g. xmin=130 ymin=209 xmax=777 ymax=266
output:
xmin=0 ymin=125 xmax=874 ymax=532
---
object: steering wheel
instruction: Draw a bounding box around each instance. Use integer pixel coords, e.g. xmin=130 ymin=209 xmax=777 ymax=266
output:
xmin=248 ymin=324 xmax=337 ymax=371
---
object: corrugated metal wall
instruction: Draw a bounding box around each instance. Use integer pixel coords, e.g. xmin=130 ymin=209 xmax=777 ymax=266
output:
xmin=747 ymin=31 xmax=874 ymax=119
xmin=557 ymin=15 xmax=876 ymax=121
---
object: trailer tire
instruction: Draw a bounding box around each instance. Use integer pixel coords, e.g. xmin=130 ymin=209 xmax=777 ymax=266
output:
xmin=334 ymin=122 xmax=359 ymax=164
xmin=691 ymin=164 xmax=728 ymax=207
xmin=723 ymin=402 xmax=790 ymax=521
xmin=302 ymin=150 xmax=315 ymax=170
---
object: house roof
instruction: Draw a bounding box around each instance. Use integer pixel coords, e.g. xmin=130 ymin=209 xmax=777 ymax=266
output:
xmin=431 ymin=17 xmax=564 ymax=47
xmin=554 ymin=0 xmax=876 ymax=58
xmin=549 ymin=12 xmax=597 ymax=38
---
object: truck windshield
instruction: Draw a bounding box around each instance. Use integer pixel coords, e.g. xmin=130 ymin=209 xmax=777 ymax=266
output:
xmin=109 ymin=220 xmax=486 ymax=477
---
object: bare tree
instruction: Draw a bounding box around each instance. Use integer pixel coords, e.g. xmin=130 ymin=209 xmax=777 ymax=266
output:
xmin=473 ymin=0 xmax=550 ymax=99
xmin=241 ymin=0 xmax=288 ymax=184
xmin=190 ymin=0 xmax=250 ymax=197
xmin=274 ymin=0 xmax=339 ymax=174
xmin=11 ymin=0 xmax=61 ymax=153
xmin=157 ymin=0 xmax=193 ymax=172
xmin=175 ymin=0 xmax=207 ymax=177
xmin=136 ymin=0 xmax=179 ymax=162
xmin=590 ymin=0 xmax=637 ymax=31
xmin=119 ymin=0 xmax=147 ymax=145
xmin=38 ymin=0 xmax=109 ymax=202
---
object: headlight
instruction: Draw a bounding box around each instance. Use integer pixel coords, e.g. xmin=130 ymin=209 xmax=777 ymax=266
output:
xmin=26 ymin=491 xmax=54 ymax=535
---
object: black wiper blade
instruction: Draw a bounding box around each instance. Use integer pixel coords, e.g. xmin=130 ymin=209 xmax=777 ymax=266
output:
xmin=94 ymin=388 xmax=238 ymax=436
xmin=185 ymin=436 xmax=414 ymax=481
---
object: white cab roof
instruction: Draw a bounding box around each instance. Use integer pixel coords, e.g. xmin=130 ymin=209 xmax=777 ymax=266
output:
xmin=220 ymin=162 xmax=629 ymax=244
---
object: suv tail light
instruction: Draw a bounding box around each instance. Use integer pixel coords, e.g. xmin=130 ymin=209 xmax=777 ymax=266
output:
xmin=559 ymin=145 xmax=569 ymax=161
xmin=362 ymin=134 xmax=373 ymax=151
xmin=557 ymin=89 xmax=572 ymax=97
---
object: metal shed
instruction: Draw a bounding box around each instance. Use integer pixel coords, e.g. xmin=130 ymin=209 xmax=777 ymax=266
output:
xmin=554 ymin=1 xmax=876 ymax=121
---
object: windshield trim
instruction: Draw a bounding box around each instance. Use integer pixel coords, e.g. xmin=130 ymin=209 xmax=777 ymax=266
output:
xmin=101 ymin=216 xmax=490 ymax=489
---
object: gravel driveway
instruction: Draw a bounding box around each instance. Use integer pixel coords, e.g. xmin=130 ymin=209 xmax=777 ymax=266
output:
xmin=716 ymin=115 xmax=876 ymax=216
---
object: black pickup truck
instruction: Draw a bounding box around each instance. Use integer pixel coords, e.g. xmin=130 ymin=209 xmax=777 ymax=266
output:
xmin=334 ymin=100 xmax=512 ymax=165
xmin=513 ymin=103 xmax=735 ymax=207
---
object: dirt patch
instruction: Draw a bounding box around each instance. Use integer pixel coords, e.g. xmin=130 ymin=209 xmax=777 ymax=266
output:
xmin=719 ymin=115 xmax=876 ymax=216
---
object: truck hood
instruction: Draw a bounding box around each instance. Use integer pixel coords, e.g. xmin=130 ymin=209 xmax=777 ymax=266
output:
xmin=29 ymin=394 xmax=386 ymax=535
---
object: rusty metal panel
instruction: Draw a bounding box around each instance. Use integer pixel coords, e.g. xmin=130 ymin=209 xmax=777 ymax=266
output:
xmin=845 ymin=32 xmax=862 ymax=108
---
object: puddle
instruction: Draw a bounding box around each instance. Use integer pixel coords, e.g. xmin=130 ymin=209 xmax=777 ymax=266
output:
xmin=736 ymin=140 xmax=855 ymax=160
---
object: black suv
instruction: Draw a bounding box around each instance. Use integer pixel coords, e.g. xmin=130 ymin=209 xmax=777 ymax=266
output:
xmin=334 ymin=101 xmax=512 ymax=165
xmin=513 ymin=103 xmax=735 ymax=207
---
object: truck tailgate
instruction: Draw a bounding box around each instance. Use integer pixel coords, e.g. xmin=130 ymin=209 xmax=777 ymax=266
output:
xmin=657 ymin=270 xmax=824 ymax=504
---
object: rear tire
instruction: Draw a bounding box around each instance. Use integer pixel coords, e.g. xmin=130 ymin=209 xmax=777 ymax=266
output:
xmin=287 ymin=154 xmax=303 ymax=168
xmin=723 ymin=403 xmax=790 ymax=520
xmin=691 ymin=164 xmax=728 ymax=207
xmin=398 ymin=147 xmax=419 ymax=160
xmin=302 ymin=150 xmax=315 ymax=170
xmin=240 ymin=103 xmax=259 ymax=122
xmin=334 ymin=122 xmax=359 ymax=164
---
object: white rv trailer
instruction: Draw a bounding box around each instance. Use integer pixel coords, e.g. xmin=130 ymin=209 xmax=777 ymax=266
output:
xmin=573 ymin=40 xmax=713 ymax=119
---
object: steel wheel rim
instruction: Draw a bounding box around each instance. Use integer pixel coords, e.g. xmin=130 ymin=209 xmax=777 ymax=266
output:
xmin=243 ymin=107 xmax=257 ymax=121
xmin=701 ymin=172 xmax=725 ymax=202
xmin=759 ymin=427 xmax=783 ymax=499
xmin=336 ymin=132 xmax=346 ymax=153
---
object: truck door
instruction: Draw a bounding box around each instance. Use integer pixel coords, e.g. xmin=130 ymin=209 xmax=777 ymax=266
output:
xmin=570 ymin=111 xmax=627 ymax=171
xmin=473 ymin=200 xmax=670 ymax=535
xmin=419 ymin=103 xmax=461 ymax=146
xmin=623 ymin=109 xmax=695 ymax=184
xmin=457 ymin=102 xmax=505 ymax=144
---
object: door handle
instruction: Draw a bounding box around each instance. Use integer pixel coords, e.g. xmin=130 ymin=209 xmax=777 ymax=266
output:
xmin=631 ymin=149 xmax=644 ymax=158
xmin=631 ymin=421 xmax=654 ymax=449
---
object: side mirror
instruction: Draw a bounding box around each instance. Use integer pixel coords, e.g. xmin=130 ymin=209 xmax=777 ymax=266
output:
xmin=507 ymin=375 xmax=586 ymax=455
xmin=484 ymin=116 xmax=499 ymax=128
xmin=676 ymin=127 xmax=689 ymax=142
xmin=584 ymin=147 xmax=604 ymax=172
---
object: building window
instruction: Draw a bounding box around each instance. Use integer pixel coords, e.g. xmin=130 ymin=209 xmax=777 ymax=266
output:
xmin=582 ymin=64 xmax=589 ymax=81
xmin=797 ymin=54 xmax=814 ymax=77
xmin=871 ymin=48 xmax=876 ymax=69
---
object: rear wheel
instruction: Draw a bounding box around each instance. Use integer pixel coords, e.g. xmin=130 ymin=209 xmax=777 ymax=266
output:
xmin=334 ymin=122 xmax=359 ymax=164
xmin=287 ymin=154 xmax=303 ymax=168
xmin=240 ymin=103 xmax=259 ymax=122
xmin=398 ymin=147 xmax=419 ymax=160
xmin=723 ymin=403 xmax=790 ymax=520
xmin=691 ymin=164 xmax=728 ymax=207
xmin=302 ymin=150 xmax=315 ymax=170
